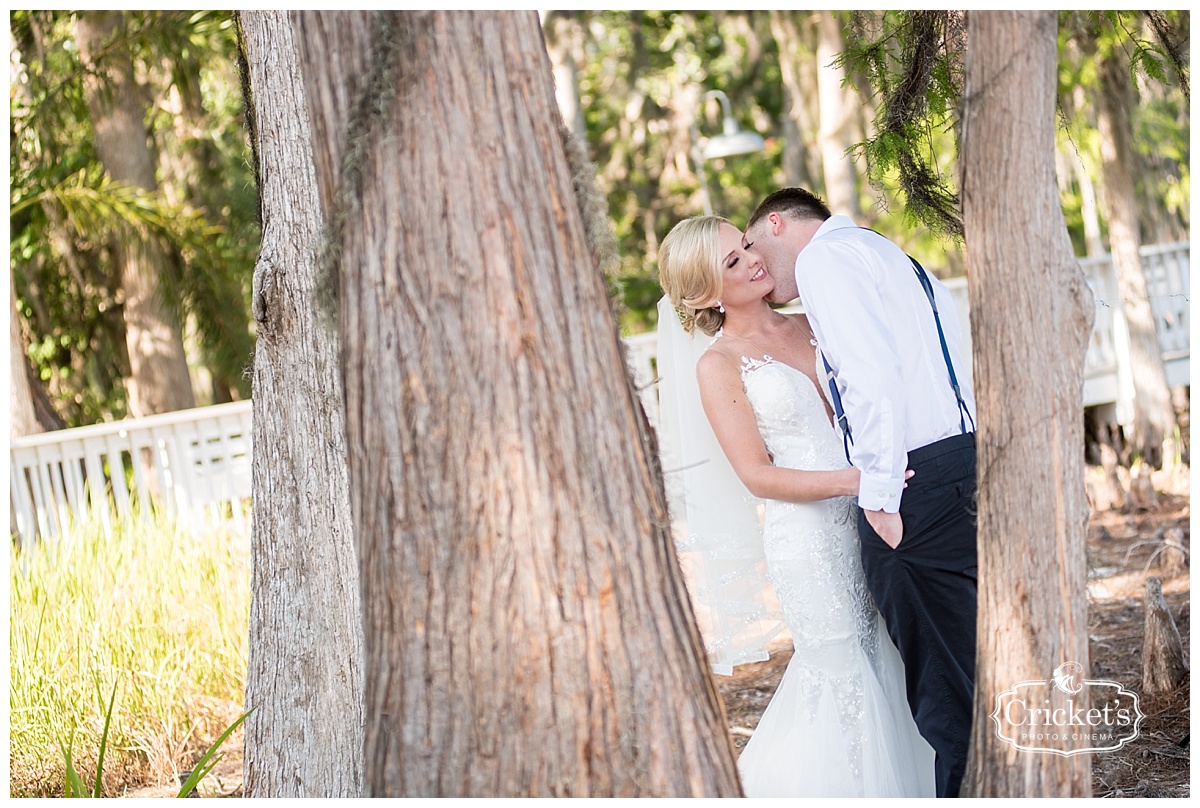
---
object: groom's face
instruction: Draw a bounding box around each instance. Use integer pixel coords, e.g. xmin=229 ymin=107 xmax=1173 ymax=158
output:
xmin=743 ymin=218 xmax=799 ymax=305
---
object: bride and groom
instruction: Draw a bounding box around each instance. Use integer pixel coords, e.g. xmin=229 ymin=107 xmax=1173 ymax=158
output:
xmin=656 ymin=188 xmax=978 ymax=798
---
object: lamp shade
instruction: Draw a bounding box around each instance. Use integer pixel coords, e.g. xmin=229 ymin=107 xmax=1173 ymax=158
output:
xmin=702 ymin=130 xmax=766 ymax=160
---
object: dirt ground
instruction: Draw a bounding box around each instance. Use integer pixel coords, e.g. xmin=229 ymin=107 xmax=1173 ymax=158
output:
xmin=124 ymin=480 xmax=1190 ymax=798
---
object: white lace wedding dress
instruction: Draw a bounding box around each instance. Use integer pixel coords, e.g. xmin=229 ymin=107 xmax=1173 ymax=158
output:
xmin=734 ymin=351 xmax=936 ymax=798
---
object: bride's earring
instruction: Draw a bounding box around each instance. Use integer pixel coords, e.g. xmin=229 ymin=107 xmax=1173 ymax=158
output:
xmin=718 ymin=301 xmax=725 ymax=314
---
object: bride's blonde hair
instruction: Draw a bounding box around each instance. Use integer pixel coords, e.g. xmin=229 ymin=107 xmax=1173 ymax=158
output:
xmin=658 ymin=215 xmax=728 ymax=336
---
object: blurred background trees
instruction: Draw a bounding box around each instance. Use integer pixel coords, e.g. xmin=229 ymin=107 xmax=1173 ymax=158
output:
xmin=9 ymin=10 xmax=1189 ymax=428
xmin=10 ymin=10 xmax=257 ymax=428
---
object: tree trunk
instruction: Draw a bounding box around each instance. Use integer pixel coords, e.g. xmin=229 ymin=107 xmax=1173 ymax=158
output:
xmin=1142 ymin=577 xmax=1188 ymax=695
xmin=960 ymin=11 xmax=1093 ymax=797
xmin=157 ymin=71 xmax=255 ymax=405
xmin=291 ymin=10 xmax=740 ymax=797
xmin=1096 ymin=49 xmax=1177 ymax=469
xmin=541 ymin=11 xmax=588 ymax=144
xmin=770 ymin=10 xmax=818 ymax=189
xmin=239 ymin=11 xmax=365 ymax=798
xmin=75 ymin=10 xmax=195 ymax=416
xmin=9 ymin=278 xmax=63 ymax=436
xmin=815 ymin=11 xmax=857 ymax=215
xmin=1065 ymin=87 xmax=1107 ymax=258
xmin=11 ymin=281 xmax=39 ymax=437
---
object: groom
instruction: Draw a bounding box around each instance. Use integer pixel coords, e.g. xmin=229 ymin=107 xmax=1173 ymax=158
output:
xmin=744 ymin=188 xmax=978 ymax=798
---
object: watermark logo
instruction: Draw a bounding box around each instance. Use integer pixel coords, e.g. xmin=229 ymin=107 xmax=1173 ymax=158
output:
xmin=991 ymin=662 xmax=1145 ymax=756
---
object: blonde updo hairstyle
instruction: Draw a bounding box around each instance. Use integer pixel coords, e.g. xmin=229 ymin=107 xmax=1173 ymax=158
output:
xmin=658 ymin=215 xmax=728 ymax=336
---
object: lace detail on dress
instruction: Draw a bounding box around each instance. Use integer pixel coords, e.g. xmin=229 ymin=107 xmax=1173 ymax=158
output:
xmin=732 ymin=350 xmax=932 ymax=796
xmin=739 ymin=354 xmax=775 ymax=374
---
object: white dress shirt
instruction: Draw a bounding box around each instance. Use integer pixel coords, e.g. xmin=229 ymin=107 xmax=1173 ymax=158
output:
xmin=794 ymin=216 xmax=977 ymax=513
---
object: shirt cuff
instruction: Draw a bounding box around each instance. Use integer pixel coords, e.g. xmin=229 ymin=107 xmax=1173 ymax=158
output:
xmin=857 ymin=470 xmax=904 ymax=513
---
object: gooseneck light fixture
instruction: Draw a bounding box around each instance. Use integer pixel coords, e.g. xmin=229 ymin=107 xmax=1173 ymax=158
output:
xmin=691 ymin=89 xmax=766 ymax=215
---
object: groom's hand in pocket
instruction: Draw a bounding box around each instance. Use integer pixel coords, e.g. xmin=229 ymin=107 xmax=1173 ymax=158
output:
xmin=865 ymin=508 xmax=904 ymax=549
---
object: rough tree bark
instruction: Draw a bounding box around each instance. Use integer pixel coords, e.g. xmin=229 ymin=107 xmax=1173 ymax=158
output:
xmin=1142 ymin=576 xmax=1188 ymax=696
xmin=959 ymin=11 xmax=1094 ymax=797
xmin=291 ymin=10 xmax=741 ymax=797
xmin=75 ymin=10 xmax=196 ymax=416
xmin=239 ymin=11 xmax=365 ymax=798
xmin=1096 ymin=49 xmax=1177 ymax=470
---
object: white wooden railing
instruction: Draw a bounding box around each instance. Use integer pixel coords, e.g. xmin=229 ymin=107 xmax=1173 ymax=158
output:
xmin=9 ymin=244 xmax=1189 ymax=548
xmin=10 ymin=401 xmax=252 ymax=547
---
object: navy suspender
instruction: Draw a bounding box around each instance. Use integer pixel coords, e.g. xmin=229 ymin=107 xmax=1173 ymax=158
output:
xmin=821 ymin=352 xmax=854 ymax=465
xmin=908 ymin=256 xmax=976 ymax=436
xmin=822 ymin=241 xmax=974 ymax=463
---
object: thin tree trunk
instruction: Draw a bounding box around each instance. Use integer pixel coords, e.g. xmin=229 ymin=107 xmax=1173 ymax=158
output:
xmin=541 ymin=11 xmax=588 ymax=144
xmin=292 ymin=10 xmax=740 ymax=797
xmin=158 ymin=73 xmax=254 ymax=404
xmin=770 ymin=10 xmax=818 ymax=189
xmin=1060 ymin=87 xmax=1107 ymax=258
xmin=239 ymin=11 xmax=365 ymax=798
xmin=75 ymin=10 xmax=195 ymax=416
xmin=1096 ymin=49 xmax=1176 ymax=469
xmin=9 ymin=278 xmax=63 ymax=436
xmin=960 ymin=11 xmax=1093 ymax=797
xmin=815 ymin=10 xmax=857 ymax=215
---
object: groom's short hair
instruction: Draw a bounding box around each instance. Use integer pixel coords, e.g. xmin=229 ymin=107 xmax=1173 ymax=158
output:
xmin=747 ymin=188 xmax=832 ymax=230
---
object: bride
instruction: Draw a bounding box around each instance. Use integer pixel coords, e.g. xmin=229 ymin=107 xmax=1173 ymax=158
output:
xmin=656 ymin=215 xmax=935 ymax=797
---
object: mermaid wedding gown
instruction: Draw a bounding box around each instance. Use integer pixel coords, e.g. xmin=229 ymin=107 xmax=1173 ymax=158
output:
xmin=733 ymin=351 xmax=936 ymax=798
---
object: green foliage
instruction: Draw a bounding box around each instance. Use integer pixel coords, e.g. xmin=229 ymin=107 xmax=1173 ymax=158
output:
xmin=838 ymin=9 xmax=1188 ymax=255
xmin=55 ymin=680 xmax=252 ymax=798
xmin=1056 ymin=10 xmax=1190 ymax=250
xmin=570 ymin=11 xmax=786 ymax=334
xmin=10 ymin=515 xmax=250 ymax=797
xmin=10 ymin=10 xmax=258 ymax=425
xmin=58 ymin=683 xmax=117 ymax=798
xmin=175 ymin=708 xmax=253 ymax=797
xmin=838 ymin=11 xmax=965 ymax=239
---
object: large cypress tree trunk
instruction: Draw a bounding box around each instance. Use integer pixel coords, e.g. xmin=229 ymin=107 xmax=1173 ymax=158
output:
xmin=75 ymin=10 xmax=195 ymax=416
xmin=239 ymin=11 xmax=365 ymax=798
xmin=1096 ymin=48 xmax=1177 ymax=469
xmin=292 ymin=10 xmax=740 ymax=797
xmin=960 ymin=11 xmax=1094 ymax=797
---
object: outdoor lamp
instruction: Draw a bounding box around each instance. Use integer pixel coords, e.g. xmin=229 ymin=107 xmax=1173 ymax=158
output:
xmin=691 ymin=88 xmax=766 ymax=214
xmin=700 ymin=90 xmax=766 ymax=160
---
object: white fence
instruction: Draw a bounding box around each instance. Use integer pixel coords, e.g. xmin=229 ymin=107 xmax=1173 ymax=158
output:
xmin=9 ymin=244 xmax=1189 ymax=547
xmin=10 ymin=401 xmax=252 ymax=547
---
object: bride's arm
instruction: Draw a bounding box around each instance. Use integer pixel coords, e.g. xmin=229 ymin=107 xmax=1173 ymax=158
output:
xmin=696 ymin=349 xmax=859 ymax=503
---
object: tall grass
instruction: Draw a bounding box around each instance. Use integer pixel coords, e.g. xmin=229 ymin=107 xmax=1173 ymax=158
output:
xmin=10 ymin=514 xmax=250 ymax=797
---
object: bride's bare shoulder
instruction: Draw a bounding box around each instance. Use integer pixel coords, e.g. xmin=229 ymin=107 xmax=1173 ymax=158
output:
xmin=696 ymin=339 xmax=741 ymax=379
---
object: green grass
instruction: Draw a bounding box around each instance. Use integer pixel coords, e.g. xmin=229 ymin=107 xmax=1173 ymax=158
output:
xmin=10 ymin=514 xmax=250 ymax=797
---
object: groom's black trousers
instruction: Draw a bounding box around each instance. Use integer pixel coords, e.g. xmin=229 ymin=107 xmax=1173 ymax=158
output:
xmin=858 ymin=432 xmax=977 ymax=799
